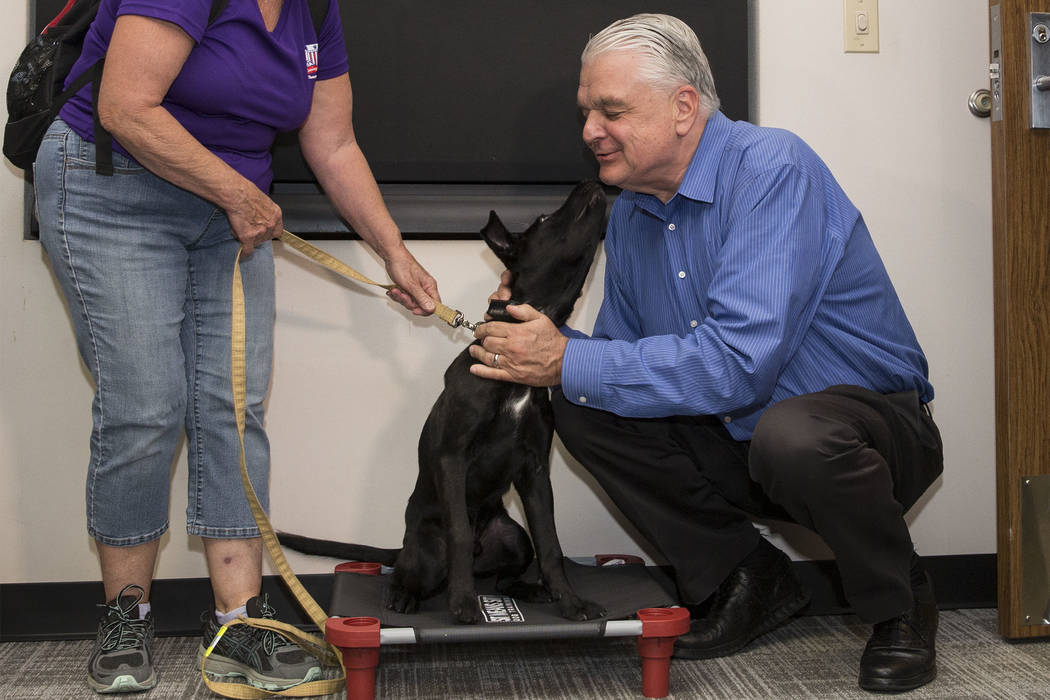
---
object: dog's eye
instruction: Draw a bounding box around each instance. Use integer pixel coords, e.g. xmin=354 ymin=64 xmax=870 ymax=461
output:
xmin=537 ymin=214 xmax=550 ymax=223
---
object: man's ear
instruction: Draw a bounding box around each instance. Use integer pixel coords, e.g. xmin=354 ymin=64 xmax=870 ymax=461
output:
xmin=672 ymin=85 xmax=701 ymax=136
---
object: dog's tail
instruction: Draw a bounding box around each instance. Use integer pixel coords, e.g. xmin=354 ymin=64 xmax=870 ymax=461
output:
xmin=276 ymin=531 xmax=400 ymax=566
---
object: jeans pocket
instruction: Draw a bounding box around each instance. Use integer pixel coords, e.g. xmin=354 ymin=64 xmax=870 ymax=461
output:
xmin=66 ymin=134 xmax=145 ymax=174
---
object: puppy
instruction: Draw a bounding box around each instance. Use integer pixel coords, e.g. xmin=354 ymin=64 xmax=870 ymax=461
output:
xmin=280 ymin=180 xmax=608 ymax=623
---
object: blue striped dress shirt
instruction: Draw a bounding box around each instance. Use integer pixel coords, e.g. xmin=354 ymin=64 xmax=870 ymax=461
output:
xmin=561 ymin=111 xmax=933 ymax=440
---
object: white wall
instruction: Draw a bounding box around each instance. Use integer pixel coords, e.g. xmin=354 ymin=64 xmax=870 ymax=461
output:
xmin=0 ymin=0 xmax=994 ymax=585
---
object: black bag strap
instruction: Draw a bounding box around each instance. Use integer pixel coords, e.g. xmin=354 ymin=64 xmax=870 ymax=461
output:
xmin=88 ymin=59 xmax=112 ymax=175
xmin=55 ymin=57 xmax=98 ymax=106
xmin=307 ymin=0 xmax=329 ymax=35
xmin=208 ymin=0 xmax=231 ymax=26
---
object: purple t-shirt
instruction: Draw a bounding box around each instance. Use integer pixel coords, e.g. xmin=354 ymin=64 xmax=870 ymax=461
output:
xmin=59 ymin=0 xmax=349 ymax=191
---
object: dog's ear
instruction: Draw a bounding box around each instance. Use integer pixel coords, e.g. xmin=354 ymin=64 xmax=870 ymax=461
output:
xmin=480 ymin=210 xmax=519 ymax=266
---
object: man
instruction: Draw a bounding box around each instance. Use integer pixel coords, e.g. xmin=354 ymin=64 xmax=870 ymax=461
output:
xmin=469 ymin=13 xmax=943 ymax=694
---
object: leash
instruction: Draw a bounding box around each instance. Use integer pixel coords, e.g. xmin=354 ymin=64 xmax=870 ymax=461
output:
xmin=200 ymin=245 xmax=345 ymax=698
xmin=278 ymin=230 xmax=482 ymax=331
xmin=203 ymin=233 xmax=481 ymax=697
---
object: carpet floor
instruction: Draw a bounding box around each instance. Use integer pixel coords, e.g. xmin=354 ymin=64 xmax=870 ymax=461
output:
xmin=3 ymin=609 xmax=1050 ymax=699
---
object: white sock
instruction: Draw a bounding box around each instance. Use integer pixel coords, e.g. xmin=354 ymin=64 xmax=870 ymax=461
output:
xmin=215 ymin=604 xmax=247 ymax=626
xmin=137 ymin=602 xmax=151 ymax=619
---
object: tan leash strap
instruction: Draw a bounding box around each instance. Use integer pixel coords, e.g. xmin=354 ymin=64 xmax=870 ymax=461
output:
xmin=278 ymin=230 xmax=469 ymax=329
xmin=200 ymin=249 xmax=345 ymax=698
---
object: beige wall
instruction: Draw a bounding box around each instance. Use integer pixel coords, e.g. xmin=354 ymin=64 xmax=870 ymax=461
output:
xmin=0 ymin=0 xmax=994 ymax=584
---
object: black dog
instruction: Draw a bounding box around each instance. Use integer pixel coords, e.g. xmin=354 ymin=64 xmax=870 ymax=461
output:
xmin=279 ymin=181 xmax=608 ymax=623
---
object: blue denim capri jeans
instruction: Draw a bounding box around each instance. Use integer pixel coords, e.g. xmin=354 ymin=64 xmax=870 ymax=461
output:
xmin=34 ymin=119 xmax=275 ymax=546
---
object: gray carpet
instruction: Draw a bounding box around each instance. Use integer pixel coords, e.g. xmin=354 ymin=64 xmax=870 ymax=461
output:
xmin=3 ymin=609 xmax=1050 ymax=699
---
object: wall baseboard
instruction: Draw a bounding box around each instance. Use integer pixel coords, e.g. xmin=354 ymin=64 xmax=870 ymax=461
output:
xmin=0 ymin=554 xmax=996 ymax=642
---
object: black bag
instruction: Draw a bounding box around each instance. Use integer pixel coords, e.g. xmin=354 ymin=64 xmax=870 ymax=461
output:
xmin=4 ymin=0 xmax=107 ymax=173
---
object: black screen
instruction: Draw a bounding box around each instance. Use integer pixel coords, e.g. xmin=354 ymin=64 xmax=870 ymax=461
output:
xmin=274 ymin=0 xmax=750 ymax=184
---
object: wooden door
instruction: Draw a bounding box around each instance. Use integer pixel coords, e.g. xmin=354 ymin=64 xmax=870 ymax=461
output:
xmin=991 ymin=0 xmax=1050 ymax=639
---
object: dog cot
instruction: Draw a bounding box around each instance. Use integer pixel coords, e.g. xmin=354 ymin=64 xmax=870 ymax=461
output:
xmin=323 ymin=555 xmax=691 ymax=699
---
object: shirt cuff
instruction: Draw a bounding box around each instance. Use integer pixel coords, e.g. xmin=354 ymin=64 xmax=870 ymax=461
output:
xmin=562 ymin=338 xmax=606 ymax=408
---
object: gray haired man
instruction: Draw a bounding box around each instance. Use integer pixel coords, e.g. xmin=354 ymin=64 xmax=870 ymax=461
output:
xmin=471 ymin=13 xmax=943 ymax=693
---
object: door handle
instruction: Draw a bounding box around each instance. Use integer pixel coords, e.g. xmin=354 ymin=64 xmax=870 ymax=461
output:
xmin=1030 ymin=14 xmax=1050 ymax=127
xmin=970 ymin=89 xmax=992 ymax=118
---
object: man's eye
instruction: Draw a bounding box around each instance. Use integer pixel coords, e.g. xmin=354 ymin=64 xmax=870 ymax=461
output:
xmin=604 ymin=111 xmax=624 ymax=120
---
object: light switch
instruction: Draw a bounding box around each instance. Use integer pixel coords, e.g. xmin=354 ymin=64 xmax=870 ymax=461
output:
xmin=844 ymin=0 xmax=879 ymax=53
xmin=856 ymin=12 xmax=869 ymax=34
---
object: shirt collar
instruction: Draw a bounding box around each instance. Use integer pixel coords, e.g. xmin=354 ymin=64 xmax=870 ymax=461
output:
xmin=622 ymin=110 xmax=731 ymax=214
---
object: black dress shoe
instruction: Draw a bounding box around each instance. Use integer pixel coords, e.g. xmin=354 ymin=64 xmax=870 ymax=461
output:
xmin=858 ymin=572 xmax=938 ymax=693
xmin=674 ymin=538 xmax=809 ymax=659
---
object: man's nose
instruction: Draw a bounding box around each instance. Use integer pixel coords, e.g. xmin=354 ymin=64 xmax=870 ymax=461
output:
xmin=581 ymin=112 xmax=605 ymax=144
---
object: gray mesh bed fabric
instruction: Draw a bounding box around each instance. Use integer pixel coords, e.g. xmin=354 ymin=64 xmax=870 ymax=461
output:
xmin=329 ymin=559 xmax=678 ymax=643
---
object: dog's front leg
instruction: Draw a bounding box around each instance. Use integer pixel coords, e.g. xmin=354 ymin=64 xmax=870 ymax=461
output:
xmin=516 ymin=466 xmax=607 ymax=621
xmin=436 ymin=456 xmax=480 ymax=624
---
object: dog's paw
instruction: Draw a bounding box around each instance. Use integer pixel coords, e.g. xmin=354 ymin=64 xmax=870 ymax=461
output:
xmin=386 ymin=587 xmax=420 ymax=614
xmin=558 ymin=596 xmax=607 ymax=621
xmin=497 ymin=580 xmax=555 ymax=603
xmin=449 ymin=592 xmax=480 ymax=624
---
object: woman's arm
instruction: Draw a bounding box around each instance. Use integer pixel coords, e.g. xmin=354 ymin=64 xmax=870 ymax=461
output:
xmin=97 ymin=14 xmax=280 ymax=254
xmin=298 ymin=74 xmax=438 ymax=315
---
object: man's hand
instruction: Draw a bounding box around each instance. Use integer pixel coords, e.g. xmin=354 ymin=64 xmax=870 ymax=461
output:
xmin=469 ymin=304 xmax=567 ymax=386
xmin=485 ymin=270 xmax=513 ymax=318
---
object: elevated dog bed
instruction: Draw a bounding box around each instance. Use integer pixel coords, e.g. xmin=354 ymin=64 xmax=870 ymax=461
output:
xmin=324 ymin=556 xmax=690 ymax=699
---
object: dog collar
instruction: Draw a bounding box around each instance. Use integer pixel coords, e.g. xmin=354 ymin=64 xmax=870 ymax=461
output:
xmin=486 ymin=299 xmax=524 ymax=323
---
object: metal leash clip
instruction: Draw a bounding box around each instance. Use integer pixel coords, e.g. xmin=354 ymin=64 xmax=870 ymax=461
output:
xmin=450 ymin=311 xmax=482 ymax=333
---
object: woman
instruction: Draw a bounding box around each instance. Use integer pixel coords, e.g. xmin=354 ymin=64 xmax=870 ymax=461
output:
xmin=33 ymin=0 xmax=440 ymax=693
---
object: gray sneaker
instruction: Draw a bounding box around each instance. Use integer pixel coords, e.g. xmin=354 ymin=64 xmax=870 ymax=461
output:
xmin=87 ymin=584 xmax=156 ymax=694
xmin=199 ymin=594 xmax=322 ymax=691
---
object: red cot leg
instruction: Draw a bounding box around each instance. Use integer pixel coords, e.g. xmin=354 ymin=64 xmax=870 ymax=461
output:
xmin=636 ymin=607 xmax=691 ymax=698
xmin=326 ymin=616 xmax=382 ymax=700
xmin=327 ymin=562 xmax=384 ymax=699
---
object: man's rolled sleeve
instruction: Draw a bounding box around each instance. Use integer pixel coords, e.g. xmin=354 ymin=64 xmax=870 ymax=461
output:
xmin=561 ymin=337 xmax=608 ymax=407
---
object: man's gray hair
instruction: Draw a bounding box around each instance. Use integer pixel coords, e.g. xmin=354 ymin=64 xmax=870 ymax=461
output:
xmin=581 ymin=13 xmax=720 ymax=114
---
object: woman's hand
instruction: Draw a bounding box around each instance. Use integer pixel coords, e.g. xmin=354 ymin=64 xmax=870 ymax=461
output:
xmin=384 ymin=245 xmax=440 ymax=315
xmin=225 ymin=184 xmax=284 ymax=256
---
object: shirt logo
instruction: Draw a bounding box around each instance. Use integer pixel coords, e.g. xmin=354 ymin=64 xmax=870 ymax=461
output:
xmin=305 ymin=43 xmax=318 ymax=79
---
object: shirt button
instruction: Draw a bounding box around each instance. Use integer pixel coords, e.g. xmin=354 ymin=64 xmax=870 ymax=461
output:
xmin=678 ymin=271 xmax=686 ymax=279
xmin=578 ymin=396 xmax=588 ymax=404
xmin=668 ymin=223 xmax=676 ymax=231
xmin=723 ymin=416 xmax=732 ymax=423
xmin=690 ymin=320 xmax=698 ymax=328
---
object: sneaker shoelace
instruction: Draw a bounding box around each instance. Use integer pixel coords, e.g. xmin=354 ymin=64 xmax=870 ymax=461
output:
xmin=97 ymin=584 xmax=150 ymax=653
xmin=218 ymin=596 xmax=285 ymax=661
xmin=252 ymin=597 xmax=282 ymax=656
